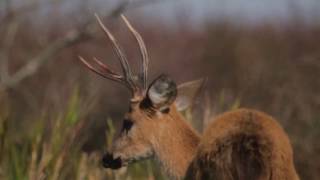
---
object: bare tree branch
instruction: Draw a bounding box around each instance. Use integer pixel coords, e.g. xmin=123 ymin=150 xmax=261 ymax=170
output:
xmin=0 ymin=20 xmax=19 ymax=83
xmin=1 ymin=30 xmax=86 ymax=90
xmin=0 ymin=0 xmax=161 ymax=91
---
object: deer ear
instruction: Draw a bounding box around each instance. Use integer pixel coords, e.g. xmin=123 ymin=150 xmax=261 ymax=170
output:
xmin=175 ymin=78 xmax=206 ymax=111
xmin=147 ymin=74 xmax=177 ymax=111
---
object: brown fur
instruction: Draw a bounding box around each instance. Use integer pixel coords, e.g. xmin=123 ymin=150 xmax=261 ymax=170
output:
xmin=112 ymin=102 xmax=299 ymax=179
xmin=185 ymin=109 xmax=299 ymax=180
xmin=111 ymin=102 xmax=201 ymax=178
xmin=151 ymin=105 xmax=200 ymax=178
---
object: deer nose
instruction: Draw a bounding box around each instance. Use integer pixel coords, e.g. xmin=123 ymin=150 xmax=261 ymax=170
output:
xmin=102 ymin=152 xmax=123 ymax=169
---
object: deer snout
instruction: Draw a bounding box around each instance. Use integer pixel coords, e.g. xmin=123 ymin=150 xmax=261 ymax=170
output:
xmin=102 ymin=152 xmax=123 ymax=169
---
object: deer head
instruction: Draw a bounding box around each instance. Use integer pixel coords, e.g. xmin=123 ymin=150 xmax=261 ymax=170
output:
xmin=79 ymin=14 xmax=204 ymax=176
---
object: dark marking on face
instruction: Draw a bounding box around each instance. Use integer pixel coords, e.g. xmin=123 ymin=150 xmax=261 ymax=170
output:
xmin=161 ymin=108 xmax=170 ymax=114
xmin=138 ymin=96 xmax=172 ymax=116
xmin=122 ymin=119 xmax=133 ymax=133
xmin=139 ymin=97 xmax=156 ymax=117
xmin=139 ymin=97 xmax=153 ymax=110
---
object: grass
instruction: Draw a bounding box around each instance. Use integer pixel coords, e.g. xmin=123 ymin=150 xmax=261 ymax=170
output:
xmin=0 ymin=89 xmax=165 ymax=180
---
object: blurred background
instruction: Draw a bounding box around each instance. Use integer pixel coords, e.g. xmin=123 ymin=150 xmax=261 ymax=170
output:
xmin=0 ymin=0 xmax=320 ymax=179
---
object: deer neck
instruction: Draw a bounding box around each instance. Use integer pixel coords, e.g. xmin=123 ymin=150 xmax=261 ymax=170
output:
xmin=152 ymin=107 xmax=201 ymax=179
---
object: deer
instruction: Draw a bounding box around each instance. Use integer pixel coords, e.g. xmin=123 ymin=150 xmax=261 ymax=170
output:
xmin=79 ymin=14 xmax=299 ymax=180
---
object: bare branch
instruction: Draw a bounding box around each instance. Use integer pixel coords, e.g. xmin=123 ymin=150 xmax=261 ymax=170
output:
xmin=1 ymin=30 xmax=86 ymax=90
xmin=0 ymin=0 xmax=164 ymax=91
xmin=0 ymin=19 xmax=19 ymax=83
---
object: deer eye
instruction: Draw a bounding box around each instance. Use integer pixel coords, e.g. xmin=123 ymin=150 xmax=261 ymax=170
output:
xmin=122 ymin=119 xmax=133 ymax=133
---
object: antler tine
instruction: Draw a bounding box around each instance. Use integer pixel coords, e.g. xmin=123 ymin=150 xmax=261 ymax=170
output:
xmin=121 ymin=14 xmax=149 ymax=90
xmin=94 ymin=14 xmax=137 ymax=91
xmin=79 ymin=56 xmax=133 ymax=91
xmin=92 ymin=57 xmax=119 ymax=76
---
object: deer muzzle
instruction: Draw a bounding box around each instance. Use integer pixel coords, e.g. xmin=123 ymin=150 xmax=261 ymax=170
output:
xmin=102 ymin=152 xmax=123 ymax=169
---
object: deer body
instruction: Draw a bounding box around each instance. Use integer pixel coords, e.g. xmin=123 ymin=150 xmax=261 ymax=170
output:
xmin=133 ymin=104 xmax=299 ymax=180
xmin=80 ymin=15 xmax=299 ymax=180
xmin=185 ymin=108 xmax=299 ymax=180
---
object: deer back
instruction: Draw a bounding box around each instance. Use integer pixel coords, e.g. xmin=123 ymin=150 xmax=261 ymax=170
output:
xmin=186 ymin=109 xmax=299 ymax=180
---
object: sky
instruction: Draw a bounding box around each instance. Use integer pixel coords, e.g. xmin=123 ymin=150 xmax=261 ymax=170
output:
xmin=2 ymin=0 xmax=320 ymax=27
xmin=92 ymin=0 xmax=320 ymax=27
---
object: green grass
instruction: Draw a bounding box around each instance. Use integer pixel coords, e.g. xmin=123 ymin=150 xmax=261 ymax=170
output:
xmin=0 ymin=89 xmax=165 ymax=180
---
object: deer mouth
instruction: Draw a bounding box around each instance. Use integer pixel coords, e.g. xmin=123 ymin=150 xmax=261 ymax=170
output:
xmin=102 ymin=153 xmax=124 ymax=169
xmin=102 ymin=151 xmax=152 ymax=169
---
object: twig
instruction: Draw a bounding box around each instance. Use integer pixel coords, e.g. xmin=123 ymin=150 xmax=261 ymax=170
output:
xmin=0 ymin=20 xmax=19 ymax=83
xmin=1 ymin=29 xmax=87 ymax=90
xmin=0 ymin=0 xmax=163 ymax=91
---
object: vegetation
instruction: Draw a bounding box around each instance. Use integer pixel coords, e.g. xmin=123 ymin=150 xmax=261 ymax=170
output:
xmin=0 ymin=89 xmax=164 ymax=179
xmin=0 ymin=1 xmax=319 ymax=179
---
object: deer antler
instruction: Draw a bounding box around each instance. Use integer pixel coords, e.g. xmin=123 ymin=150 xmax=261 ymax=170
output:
xmin=121 ymin=14 xmax=149 ymax=89
xmin=79 ymin=14 xmax=149 ymax=98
